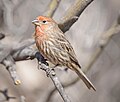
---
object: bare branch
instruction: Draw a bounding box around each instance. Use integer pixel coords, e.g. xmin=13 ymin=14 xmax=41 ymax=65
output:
xmin=2 ymin=55 xmax=21 ymax=85
xmin=46 ymin=77 xmax=79 ymax=102
xmin=58 ymin=0 xmax=94 ymax=33
xmin=44 ymin=0 xmax=61 ymax=17
xmin=39 ymin=63 xmax=71 ymax=102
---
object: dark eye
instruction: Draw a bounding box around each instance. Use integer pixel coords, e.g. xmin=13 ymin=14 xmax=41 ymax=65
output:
xmin=42 ymin=20 xmax=46 ymax=23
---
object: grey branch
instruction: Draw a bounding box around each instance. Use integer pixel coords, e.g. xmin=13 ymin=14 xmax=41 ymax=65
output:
xmin=46 ymin=77 xmax=79 ymax=102
xmin=12 ymin=44 xmax=37 ymax=61
xmin=39 ymin=63 xmax=71 ymax=102
xmin=58 ymin=0 xmax=94 ymax=33
xmin=2 ymin=55 xmax=21 ymax=85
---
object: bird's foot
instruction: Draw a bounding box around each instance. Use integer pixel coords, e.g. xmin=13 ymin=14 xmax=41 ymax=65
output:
xmin=35 ymin=52 xmax=49 ymax=70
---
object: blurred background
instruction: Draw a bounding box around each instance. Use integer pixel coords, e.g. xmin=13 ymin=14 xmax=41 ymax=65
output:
xmin=0 ymin=0 xmax=120 ymax=102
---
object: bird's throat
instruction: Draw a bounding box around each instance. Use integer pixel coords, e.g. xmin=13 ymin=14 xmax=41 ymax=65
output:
xmin=35 ymin=26 xmax=45 ymax=37
xmin=34 ymin=26 xmax=48 ymax=46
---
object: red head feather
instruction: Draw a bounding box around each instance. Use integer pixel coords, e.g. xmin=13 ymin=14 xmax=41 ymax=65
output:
xmin=36 ymin=16 xmax=54 ymax=22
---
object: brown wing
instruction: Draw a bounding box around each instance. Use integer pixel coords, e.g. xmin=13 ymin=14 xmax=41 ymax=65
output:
xmin=55 ymin=32 xmax=81 ymax=68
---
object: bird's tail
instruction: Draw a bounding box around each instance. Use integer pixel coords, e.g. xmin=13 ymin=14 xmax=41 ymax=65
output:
xmin=74 ymin=68 xmax=96 ymax=91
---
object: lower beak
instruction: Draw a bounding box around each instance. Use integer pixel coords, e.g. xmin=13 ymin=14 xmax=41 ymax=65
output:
xmin=32 ymin=19 xmax=39 ymax=25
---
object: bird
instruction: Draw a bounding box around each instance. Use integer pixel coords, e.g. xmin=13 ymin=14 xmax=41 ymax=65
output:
xmin=32 ymin=16 xmax=96 ymax=91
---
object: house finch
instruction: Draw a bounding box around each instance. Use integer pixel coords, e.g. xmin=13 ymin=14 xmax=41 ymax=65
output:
xmin=32 ymin=16 xmax=96 ymax=91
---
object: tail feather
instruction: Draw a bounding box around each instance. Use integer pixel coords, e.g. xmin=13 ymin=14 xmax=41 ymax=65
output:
xmin=75 ymin=68 xmax=96 ymax=91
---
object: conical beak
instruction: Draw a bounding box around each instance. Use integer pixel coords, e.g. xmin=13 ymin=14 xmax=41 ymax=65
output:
xmin=32 ymin=19 xmax=39 ymax=25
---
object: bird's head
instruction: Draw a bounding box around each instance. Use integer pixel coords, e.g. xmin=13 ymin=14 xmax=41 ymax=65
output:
xmin=32 ymin=16 xmax=56 ymax=32
xmin=32 ymin=16 xmax=60 ymax=39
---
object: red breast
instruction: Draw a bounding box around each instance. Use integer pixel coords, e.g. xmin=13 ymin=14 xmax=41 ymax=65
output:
xmin=34 ymin=26 xmax=48 ymax=44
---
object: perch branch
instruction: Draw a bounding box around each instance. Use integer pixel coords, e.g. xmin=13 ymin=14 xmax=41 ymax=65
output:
xmin=45 ymin=76 xmax=79 ymax=102
xmin=39 ymin=63 xmax=71 ymax=102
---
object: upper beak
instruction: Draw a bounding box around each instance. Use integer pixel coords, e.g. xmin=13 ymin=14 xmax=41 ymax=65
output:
xmin=32 ymin=19 xmax=39 ymax=25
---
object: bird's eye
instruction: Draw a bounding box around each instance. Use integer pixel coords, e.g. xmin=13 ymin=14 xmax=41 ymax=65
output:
xmin=42 ymin=20 xmax=47 ymax=23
